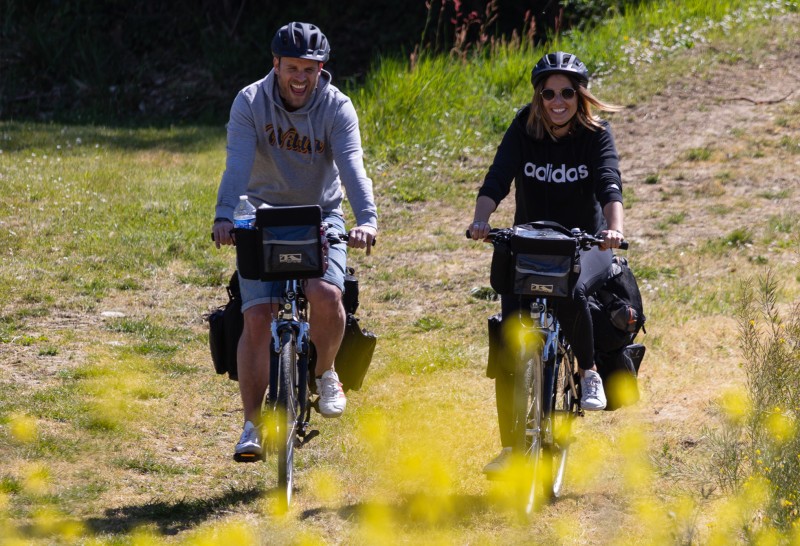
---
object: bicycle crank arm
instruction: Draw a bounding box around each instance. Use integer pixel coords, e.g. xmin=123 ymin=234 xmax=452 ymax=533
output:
xmin=297 ymin=429 xmax=320 ymax=447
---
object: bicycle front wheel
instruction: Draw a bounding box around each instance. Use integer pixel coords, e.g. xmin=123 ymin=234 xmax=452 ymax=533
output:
xmin=550 ymin=343 xmax=578 ymax=498
xmin=512 ymin=349 xmax=546 ymax=516
xmin=276 ymin=329 xmax=300 ymax=510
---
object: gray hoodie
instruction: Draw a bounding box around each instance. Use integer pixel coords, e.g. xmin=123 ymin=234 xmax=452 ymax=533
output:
xmin=215 ymin=69 xmax=378 ymax=229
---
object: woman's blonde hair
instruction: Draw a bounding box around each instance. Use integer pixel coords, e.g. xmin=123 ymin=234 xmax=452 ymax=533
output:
xmin=526 ymin=75 xmax=621 ymax=140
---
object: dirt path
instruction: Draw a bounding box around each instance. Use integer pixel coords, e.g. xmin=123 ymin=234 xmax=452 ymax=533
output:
xmin=614 ymin=20 xmax=800 ymax=248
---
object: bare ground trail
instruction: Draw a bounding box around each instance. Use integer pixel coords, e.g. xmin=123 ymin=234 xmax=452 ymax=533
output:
xmin=0 ymin=13 xmax=798 ymax=546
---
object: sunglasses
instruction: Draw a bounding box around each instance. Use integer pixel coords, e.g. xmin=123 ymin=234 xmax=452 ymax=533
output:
xmin=541 ymin=87 xmax=577 ymax=101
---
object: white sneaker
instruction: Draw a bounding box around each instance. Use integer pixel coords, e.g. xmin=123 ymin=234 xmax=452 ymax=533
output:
xmin=482 ymin=447 xmax=513 ymax=477
xmin=580 ymin=370 xmax=607 ymax=411
xmin=316 ymin=369 xmax=347 ymax=418
xmin=234 ymin=420 xmax=262 ymax=462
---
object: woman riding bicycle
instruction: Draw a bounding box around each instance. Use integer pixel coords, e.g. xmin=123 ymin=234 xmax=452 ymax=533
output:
xmin=467 ymin=51 xmax=625 ymax=474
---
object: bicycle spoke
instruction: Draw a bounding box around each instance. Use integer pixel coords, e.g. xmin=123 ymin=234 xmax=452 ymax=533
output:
xmin=513 ymin=349 xmax=546 ymax=517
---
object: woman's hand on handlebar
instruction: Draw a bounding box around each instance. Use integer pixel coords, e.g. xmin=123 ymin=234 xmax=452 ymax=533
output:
xmin=212 ymin=219 xmax=234 ymax=249
xmin=348 ymin=225 xmax=377 ymax=255
xmin=598 ymin=229 xmax=624 ymax=251
xmin=467 ymin=220 xmax=492 ymax=241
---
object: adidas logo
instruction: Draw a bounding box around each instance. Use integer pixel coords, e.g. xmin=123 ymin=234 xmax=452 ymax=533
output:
xmin=523 ymin=162 xmax=589 ymax=183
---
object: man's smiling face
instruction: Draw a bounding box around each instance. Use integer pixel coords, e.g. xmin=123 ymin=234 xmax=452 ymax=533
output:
xmin=273 ymin=57 xmax=322 ymax=111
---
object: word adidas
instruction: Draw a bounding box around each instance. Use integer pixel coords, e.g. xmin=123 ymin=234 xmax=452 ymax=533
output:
xmin=524 ymin=162 xmax=589 ymax=183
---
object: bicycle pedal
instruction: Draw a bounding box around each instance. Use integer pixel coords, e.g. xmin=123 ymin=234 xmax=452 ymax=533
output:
xmin=554 ymin=436 xmax=577 ymax=448
xmin=233 ymin=452 xmax=264 ymax=463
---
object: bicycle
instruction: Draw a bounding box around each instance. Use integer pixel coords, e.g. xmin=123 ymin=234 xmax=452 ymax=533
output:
xmin=230 ymin=204 xmax=369 ymax=510
xmin=470 ymin=222 xmax=628 ymax=516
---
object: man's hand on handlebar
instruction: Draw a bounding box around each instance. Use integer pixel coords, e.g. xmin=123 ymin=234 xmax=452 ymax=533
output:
xmin=212 ymin=219 xmax=234 ymax=249
xmin=348 ymin=225 xmax=377 ymax=256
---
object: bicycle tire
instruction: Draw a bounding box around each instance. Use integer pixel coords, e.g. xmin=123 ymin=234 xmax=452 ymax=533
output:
xmin=276 ymin=329 xmax=300 ymax=510
xmin=550 ymin=342 xmax=578 ymax=498
xmin=512 ymin=348 xmax=546 ymax=517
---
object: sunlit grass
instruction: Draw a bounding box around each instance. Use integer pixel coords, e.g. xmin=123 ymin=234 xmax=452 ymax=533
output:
xmin=1 ymin=0 xmax=799 ymax=543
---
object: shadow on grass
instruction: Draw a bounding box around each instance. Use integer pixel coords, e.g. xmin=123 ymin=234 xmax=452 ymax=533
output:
xmin=302 ymin=492 xmax=496 ymax=526
xmin=0 ymin=120 xmax=223 ymax=153
xmin=83 ymin=485 xmax=268 ymax=536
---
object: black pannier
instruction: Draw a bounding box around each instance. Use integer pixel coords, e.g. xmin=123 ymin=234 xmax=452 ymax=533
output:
xmin=597 ymin=343 xmax=646 ymax=410
xmin=335 ymin=267 xmax=377 ymax=392
xmin=235 ymin=204 xmax=324 ymax=281
xmin=205 ymin=272 xmax=243 ymax=381
xmin=591 ymin=256 xmax=648 ymax=411
xmin=332 ymin=315 xmax=377 ymax=392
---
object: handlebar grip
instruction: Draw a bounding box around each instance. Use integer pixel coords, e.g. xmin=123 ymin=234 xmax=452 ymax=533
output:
xmin=619 ymin=241 xmax=629 ymax=250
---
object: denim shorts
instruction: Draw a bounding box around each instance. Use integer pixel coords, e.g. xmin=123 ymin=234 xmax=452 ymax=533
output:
xmin=238 ymin=213 xmax=347 ymax=312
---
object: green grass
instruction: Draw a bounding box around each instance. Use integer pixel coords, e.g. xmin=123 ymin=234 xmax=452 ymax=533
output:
xmin=1 ymin=0 xmax=799 ymax=543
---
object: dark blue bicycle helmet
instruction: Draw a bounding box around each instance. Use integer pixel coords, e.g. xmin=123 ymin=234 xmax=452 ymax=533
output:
xmin=271 ymin=22 xmax=330 ymax=62
xmin=530 ymin=51 xmax=589 ymax=87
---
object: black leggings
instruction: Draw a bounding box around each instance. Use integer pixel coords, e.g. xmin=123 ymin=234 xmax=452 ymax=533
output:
xmin=495 ymin=246 xmax=612 ymax=447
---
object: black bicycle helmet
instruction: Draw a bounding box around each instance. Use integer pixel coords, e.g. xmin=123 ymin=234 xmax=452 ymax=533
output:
xmin=271 ymin=22 xmax=330 ymax=62
xmin=530 ymin=51 xmax=589 ymax=87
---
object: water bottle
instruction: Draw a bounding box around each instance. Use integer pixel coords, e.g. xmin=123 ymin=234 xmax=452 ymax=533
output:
xmin=233 ymin=195 xmax=256 ymax=230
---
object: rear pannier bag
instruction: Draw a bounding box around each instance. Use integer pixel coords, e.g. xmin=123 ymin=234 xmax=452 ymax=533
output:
xmin=205 ymin=272 xmax=242 ymax=381
xmin=509 ymin=222 xmax=579 ymax=298
xmin=597 ymin=343 xmax=646 ymax=411
xmin=235 ymin=204 xmax=324 ymax=281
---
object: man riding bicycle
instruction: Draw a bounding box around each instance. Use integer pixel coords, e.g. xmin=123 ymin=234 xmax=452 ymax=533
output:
xmin=211 ymin=22 xmax=378 ymax=461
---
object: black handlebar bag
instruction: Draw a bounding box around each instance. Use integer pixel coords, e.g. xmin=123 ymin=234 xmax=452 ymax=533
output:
xmin=235 ymin=205 xmax=323 ymax=281
xmin=491 ymin=222 xmax=580 ymax=297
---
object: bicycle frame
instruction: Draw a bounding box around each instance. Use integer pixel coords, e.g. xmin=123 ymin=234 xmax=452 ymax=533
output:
xmin=263 ymin=228 xmax=351 ymax=509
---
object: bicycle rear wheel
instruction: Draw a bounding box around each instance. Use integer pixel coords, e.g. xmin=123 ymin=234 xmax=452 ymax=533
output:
xmin=512 ymin=349 xmax=546 ymax=516
xmin=276 ymin=329 xmax=300 ymax=510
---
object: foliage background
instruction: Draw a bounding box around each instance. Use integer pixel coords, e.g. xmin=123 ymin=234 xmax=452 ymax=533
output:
xmin=0 ymin=0 xmax=644 ymax=123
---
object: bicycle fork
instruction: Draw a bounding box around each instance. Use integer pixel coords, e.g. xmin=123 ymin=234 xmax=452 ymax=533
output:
xmin=269 ymin=288 xmax=317 ymax=447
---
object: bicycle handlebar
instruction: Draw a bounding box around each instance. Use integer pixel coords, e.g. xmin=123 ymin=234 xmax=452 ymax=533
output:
xmin=211 ymin=228 xmax=376 ymax=247
xmin=466 ymin=228 xmax=628 ymax=251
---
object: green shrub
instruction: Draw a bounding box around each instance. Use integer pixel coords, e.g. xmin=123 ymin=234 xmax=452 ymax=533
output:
xmin=707 ymin=273 xmax=800 ymax=531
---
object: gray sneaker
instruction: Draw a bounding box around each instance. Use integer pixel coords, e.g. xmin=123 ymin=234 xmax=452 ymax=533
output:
xmin=482 ymin=447 xmax=513 ymax=478
xmin=233 ymin=420 xmax=262 ymax=462
xmin=316 ymin=369 xmax=347 ymax=418
xmin=580 ymin=370 xmax=607 ymax=411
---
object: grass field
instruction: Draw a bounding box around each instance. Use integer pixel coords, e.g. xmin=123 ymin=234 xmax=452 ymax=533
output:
xmin=1 ymin=0 xmax=799 ymax=544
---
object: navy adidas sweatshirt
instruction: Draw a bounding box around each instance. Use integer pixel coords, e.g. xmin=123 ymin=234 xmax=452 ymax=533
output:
xmin=478 ymin=104 xmax=623 ymax=234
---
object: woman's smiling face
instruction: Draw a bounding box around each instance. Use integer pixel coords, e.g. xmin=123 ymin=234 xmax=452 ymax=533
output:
xmin=541 ymin=74 xmax=578 ymax=127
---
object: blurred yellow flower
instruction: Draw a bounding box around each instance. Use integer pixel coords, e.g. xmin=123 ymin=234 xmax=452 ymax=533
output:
xmin=21 ymin=462 xmax=50 ymax=496
xmin=8 ymin=413 xmax=37 ymax=444
xmin=766 ymin=411 xmax=795 ymax=443
xmin=719 ymin=387 xmax=750 ymax=424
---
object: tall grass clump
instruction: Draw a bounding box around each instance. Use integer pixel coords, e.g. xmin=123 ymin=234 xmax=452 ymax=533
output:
xmin=354 ymin=40 xmax=536 ymax=167
xmin=707 ymin=272 xmax=800 ymax=536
